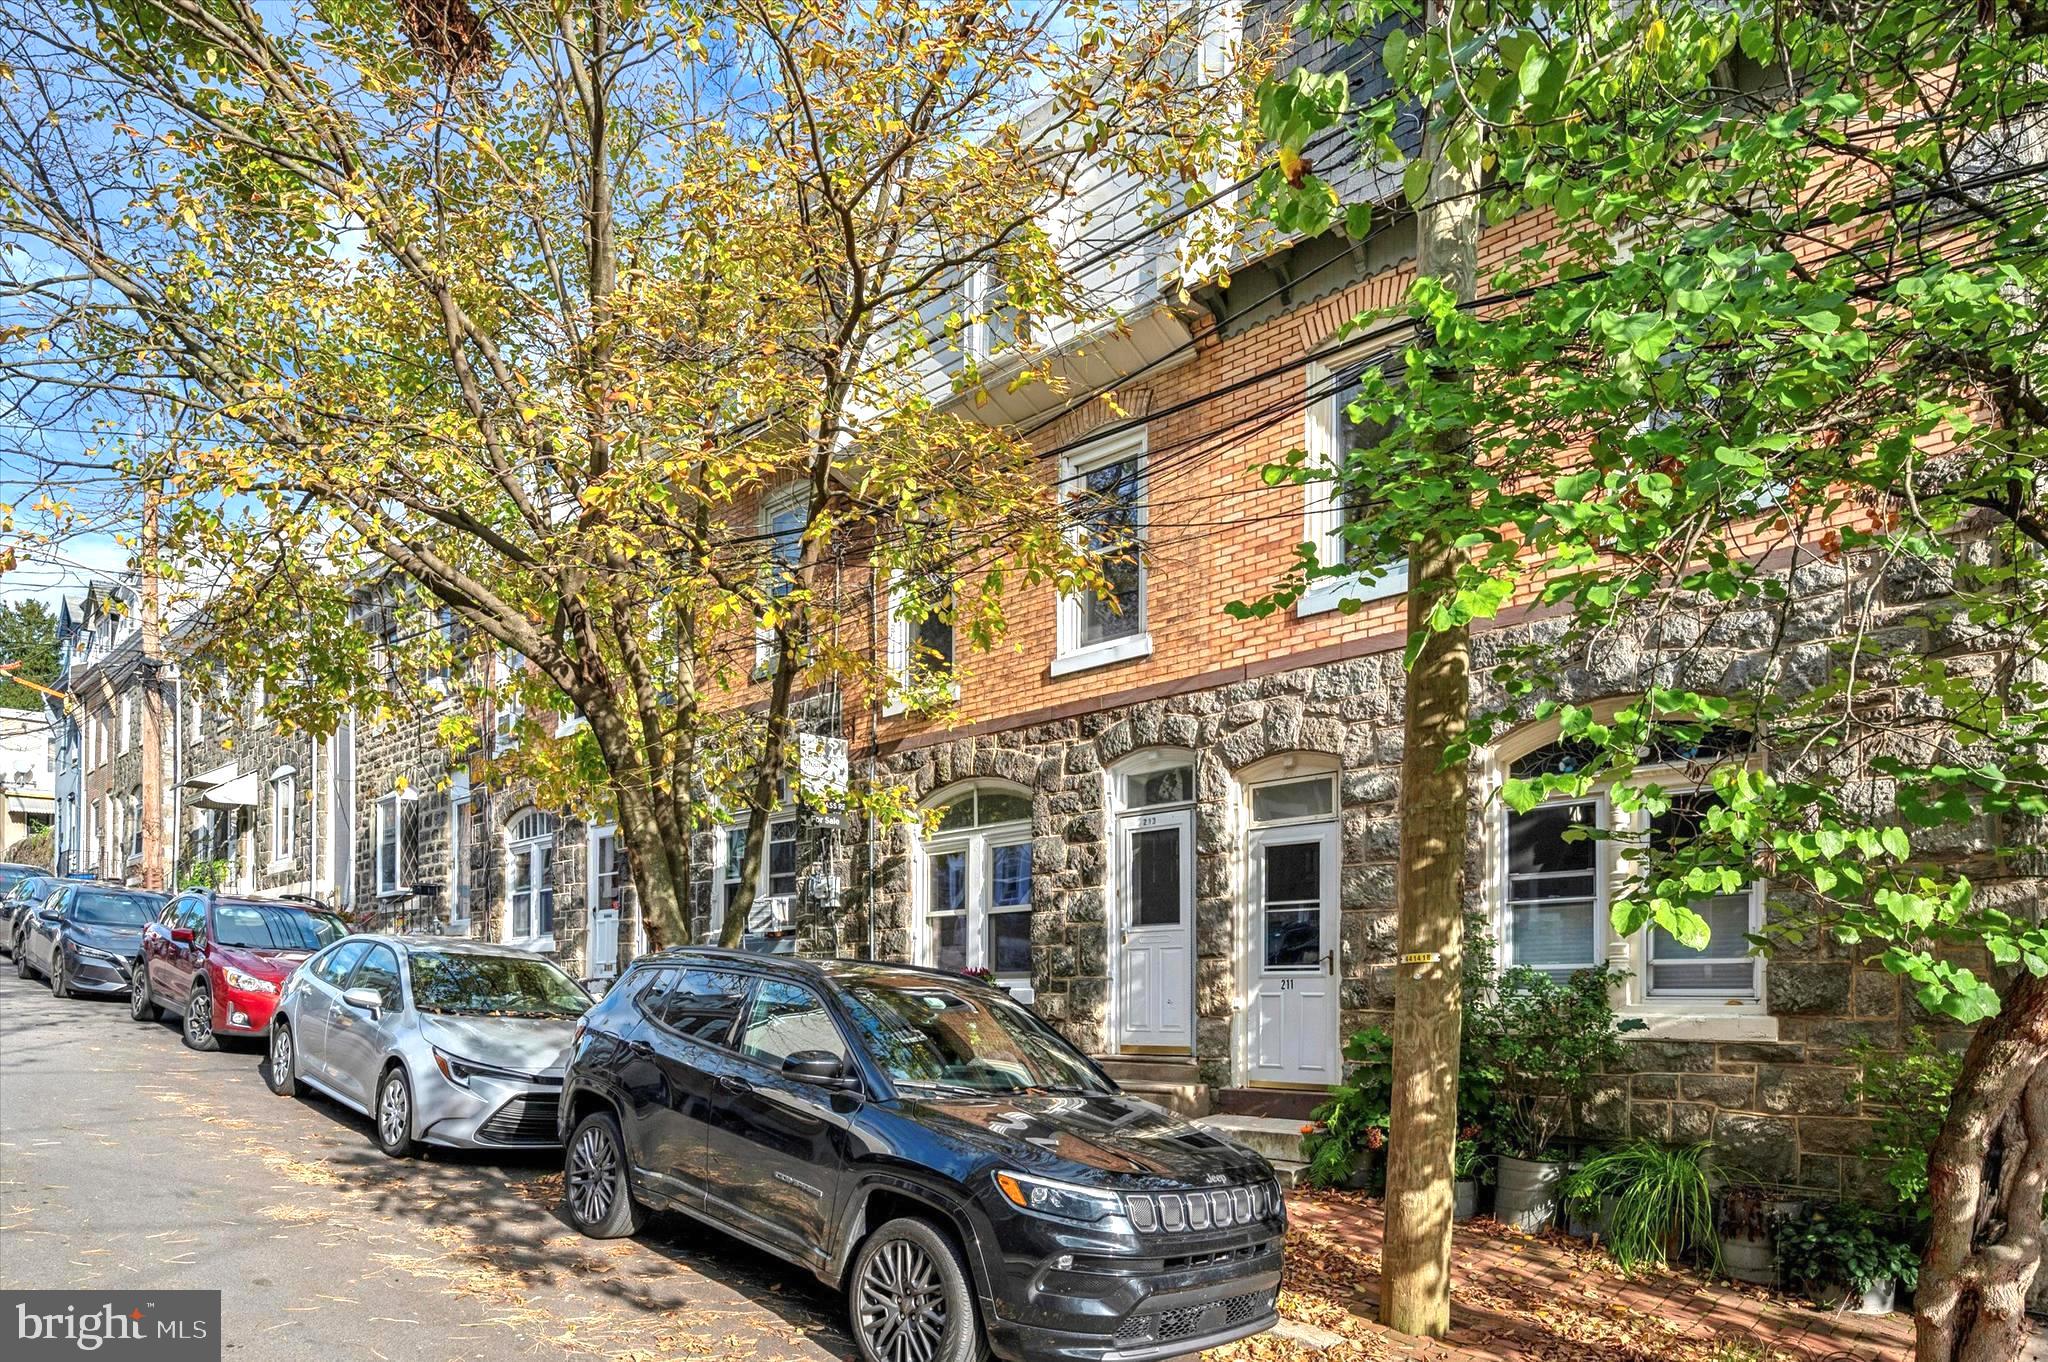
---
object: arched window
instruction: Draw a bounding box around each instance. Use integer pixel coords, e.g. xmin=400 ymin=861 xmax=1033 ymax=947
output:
xmin=506 ymin=810 xmax=559 ymax=942
xmin=916 ymin=782 xmax=1034 ymax=992
xmin=1491 ymin=710 xmax=1766 ymax=1026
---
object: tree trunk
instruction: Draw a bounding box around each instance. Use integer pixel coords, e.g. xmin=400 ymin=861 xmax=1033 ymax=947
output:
xmin=1917 ymin=970 xmax=2048 ymax=1362
xmin=1380 ymin=16 xmax=1481 ymax=1333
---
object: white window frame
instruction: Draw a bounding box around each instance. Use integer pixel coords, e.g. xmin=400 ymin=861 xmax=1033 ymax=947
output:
xmin=1299 ymin=353 xmax=1410 ymax=617
xmin=1482 ymin=709 xmax=1774 ymax=1043
xmin=713 ymin=815 xmax=799 ymax=939
xmin=1053 ymin=426 xmax=1152 ymax=676
xmin=492 ymin=649 xmax=525 ymax=750
xmin=268 ymin=766 xmax=297 ymax=870
xmin=884 ymin=572 xmax=958 ymax=717
xmin=755 ymin=488 xmax=808 ymax=673
xmin=449 ymin=784 xmax=473 ymax=928
xmin=373 ymin=791 xmax=412 ymax=898
xmin=119 ymin=693 xmax=131 ymax=754
xmin=913 ymin=784 xmax=1036 ymax=998
xmin=504 ymin=811 xmax=558 ymax=948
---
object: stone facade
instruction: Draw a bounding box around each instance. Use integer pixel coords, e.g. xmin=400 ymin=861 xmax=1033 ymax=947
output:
xmin=710 ymin=543 xmax=2031 ymax=1207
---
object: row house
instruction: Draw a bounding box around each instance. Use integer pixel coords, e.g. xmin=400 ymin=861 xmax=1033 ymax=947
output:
xmin=52 ymin=583 xmax=171 ymax=884
xmin=661 ymin=25 xmax=2031 ymax=1206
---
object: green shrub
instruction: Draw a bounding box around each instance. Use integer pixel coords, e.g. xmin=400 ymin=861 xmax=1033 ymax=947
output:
xmin=1452 ymin=1137 xmax=1493 ymax=1184
xmin=1300 ymin=1028 xmax=1393 ymax=1188
xmin=1850 ymin=1028 xmax=1962 ymax=1218
xmin=1466 ymin=963 xmax=1644 ymax=1160
xmin=1771 ymin=1203 xmax=1920 ymax=1298
xmin=1562 ymin=1139 xmax=1719 ymax=1273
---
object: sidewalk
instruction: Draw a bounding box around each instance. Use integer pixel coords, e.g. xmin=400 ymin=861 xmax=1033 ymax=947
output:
xmin=1210 ymin=1190 xmax=1916 ymax=1361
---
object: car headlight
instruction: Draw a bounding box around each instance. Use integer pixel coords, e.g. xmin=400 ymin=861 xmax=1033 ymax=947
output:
xmin=221 ymin=967 xmax=279 ymax=995
xmin=71 ymin=943 xmax=124 ymax=967
xmin=992 ymin=1170 xmax=1126 ymax=1225
xmin=432 ymin=1048 xmax=534 ymax=1088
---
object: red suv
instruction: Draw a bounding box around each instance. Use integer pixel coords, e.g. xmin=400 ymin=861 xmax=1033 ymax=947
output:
xmin=132 ymin=891 xmax=349 ymax=1051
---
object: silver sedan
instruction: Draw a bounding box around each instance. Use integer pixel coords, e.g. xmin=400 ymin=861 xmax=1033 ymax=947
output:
xmin=266 ymin=934 xmax=590 ymax=1157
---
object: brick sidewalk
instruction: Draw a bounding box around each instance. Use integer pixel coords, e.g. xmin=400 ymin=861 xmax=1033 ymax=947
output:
xmin=1209 ymin=1190 xmax=1917 ymax=1362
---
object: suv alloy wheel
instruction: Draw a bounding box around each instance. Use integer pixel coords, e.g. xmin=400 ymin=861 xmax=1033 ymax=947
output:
xmin=130 ymin=967 xmax=159 ymax=1021
xmin=564 ymin=1111 xmax=644 ymax=1239
xmin=48 ymin=947 xmax=71 ymax=1000
xmin=849 ymin=1219 xmax=983 ymax=1362
xmin=182 ymin=981 xmax=219 ymax=1051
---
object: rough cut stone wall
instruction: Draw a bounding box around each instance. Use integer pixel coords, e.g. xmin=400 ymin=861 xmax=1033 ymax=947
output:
xmin=177 ymin=698 xmax=321 ymax=896
xmin=731 ymin=545 xmax=2040 ymax=1206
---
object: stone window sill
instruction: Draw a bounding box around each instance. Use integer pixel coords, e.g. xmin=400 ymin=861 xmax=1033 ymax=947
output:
xmin=1618 ymin=1012 xmax=1779 ymax=1044
xmin=1049 ymin=632 xmax=1151 ymax=677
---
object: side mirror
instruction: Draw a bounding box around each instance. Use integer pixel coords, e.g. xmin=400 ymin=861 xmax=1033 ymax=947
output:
xmin=35 ymin=907 xmax=60 ymax=923
xmin=170 ymin=927 xmax=195 ymax=945
xmin=783 ymin=1049 xmax=857 ymax=1089
xmin=340 ymin=987 xmax=384 ymax=1019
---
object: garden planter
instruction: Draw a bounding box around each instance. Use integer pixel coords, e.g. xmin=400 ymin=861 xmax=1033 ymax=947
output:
xmin=1566 ymin=1194 xmax=1616 ymax=1242
xmin=1720 ymin=1233 xmax=1775 ymax=1286
xmin=1453 ymin=1179 xmax=1479 ymax=1222
xmin=1339 ymin=1146 xmax=1380 ymax=1192
xmin=1816 ymin=1279 xmax=1897 ymax=1316
xmin=1494 ymin=1155 xmax=1564 ymax=1233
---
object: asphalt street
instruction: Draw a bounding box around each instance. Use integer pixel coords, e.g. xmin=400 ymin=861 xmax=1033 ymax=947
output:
xmin=0 ymin=967 xmax=851 ymax=1361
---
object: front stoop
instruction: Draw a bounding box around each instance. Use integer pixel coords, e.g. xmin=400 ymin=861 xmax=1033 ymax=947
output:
xmin=1094 ymin=1055 xmax=1212 ymax=1118
xmin=1196 ymin=1113 xmax=1311 ymax=1185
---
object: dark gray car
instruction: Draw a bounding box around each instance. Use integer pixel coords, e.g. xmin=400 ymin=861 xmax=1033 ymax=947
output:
xmin=15 ymin=884 xmax=167 ymax=999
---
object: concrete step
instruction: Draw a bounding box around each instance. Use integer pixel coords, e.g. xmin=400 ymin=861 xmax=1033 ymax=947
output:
xmin=1195 ymin=1113 xmax=1312 ymax=1167
xmin=1117 ymin=1079 xmax=1213 ymax=1118
xmin=1093 ymin=1055 xmax=1200 ymax=1084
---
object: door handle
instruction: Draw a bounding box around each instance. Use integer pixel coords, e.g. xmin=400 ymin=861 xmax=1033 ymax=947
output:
xmin=715 ymin=1074 xmax=750 ymax=1096
xmin=1321 ymin=949 xmax=1335 ymax=975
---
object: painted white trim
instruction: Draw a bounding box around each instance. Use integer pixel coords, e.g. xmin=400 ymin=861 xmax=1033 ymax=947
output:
xmin=1056 ymin=426 xmax=1150 ymax=670
xmin=911 ymin=781 xmax=1036 ymax=990
xmin=1298 ymin=354 xmax=1408 ymax=617
xmin=1479 ymin=704 xmax=1771 ymax=1019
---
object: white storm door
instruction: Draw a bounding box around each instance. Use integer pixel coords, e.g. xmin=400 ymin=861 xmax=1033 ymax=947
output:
xmin=1245 ymin=824 xmax=1340 ymax=1087
xmin=1115 ymin=809 xmax=1194 ymax=1053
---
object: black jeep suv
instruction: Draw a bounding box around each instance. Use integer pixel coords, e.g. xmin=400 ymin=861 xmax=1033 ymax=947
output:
xmin=559 ymin=950 xmax=1283 ymax=1362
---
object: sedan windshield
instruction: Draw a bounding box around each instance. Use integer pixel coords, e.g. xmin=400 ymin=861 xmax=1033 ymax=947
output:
xmin=0 ymin=866 xmax=29 ymax=894
xmin=213 ymin=904 xmax=347 ymax=951
xmin=408 ymin=951 xmax=589 ymax=1019
xmin=840 ymin=980 xmax=1110 ymax=1095
xmin=70 ymin=890 xmax=164 ymax=926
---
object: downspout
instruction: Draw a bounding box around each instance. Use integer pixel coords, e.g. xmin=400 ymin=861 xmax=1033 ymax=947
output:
xmin=865 ymin=556 xmax=880 ymax=963
xmin=169 ymin=669 xmax=182 ymax=890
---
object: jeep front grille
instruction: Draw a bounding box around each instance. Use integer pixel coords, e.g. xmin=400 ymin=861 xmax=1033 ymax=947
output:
xmin=1123 ymin=1180 xmax=1279 ymax=1234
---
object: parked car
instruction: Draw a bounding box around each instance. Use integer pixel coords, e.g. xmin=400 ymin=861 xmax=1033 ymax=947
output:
xmin=559 ymin=951 xmax=1284 ymax=1362
xmin=14 ymin=884 xmax=167 ymax=999
xmin=0 ymin=861 xmax=37 ymax=902
xmin=132 ymin=890 xmax=351 ymax=1051
xmin=1 ymin=873 xmax=66 ymax=958
xmin=266 ymin=936 xmax=589 ymax=1158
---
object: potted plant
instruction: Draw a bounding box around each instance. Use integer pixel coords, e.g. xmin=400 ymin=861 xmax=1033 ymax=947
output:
xmin=1562 ymin=1140 xmax=1718 ymax=1272
xmin=1467 ymin=964 xmax=1643 ymax=1232
xmin=1716 ymin=1184 xmax=1805 ymax=1286
xmin=1452 ymin=1134 xmax=1492 ymax=1221
xmin=1299 ymin=1028 xmax=1393 ymax=1190
xmin=1771 ymin=1203 xmax=1919 ymax=1314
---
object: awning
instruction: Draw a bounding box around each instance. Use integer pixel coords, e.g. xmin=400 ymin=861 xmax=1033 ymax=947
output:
xmin=188 ymin=771 xmax=258 ymax=809
xmin=184 ymin=762 xmax=240 ymax=791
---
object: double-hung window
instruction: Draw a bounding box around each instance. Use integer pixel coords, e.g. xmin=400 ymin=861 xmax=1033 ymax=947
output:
xmin=374 ymin=792 xmax=412 ymax=898
xmin=1053 ymin=428 xmax=1150 ymax=675
xmin=885 ymin=571 xmax=956 ymax=714
xmin=268 ymin=767 xmax=296 ymax=868
xmin=756 ymin=492 xmax=807 ymax=672
xmin=919 ymin=786 xmax=1036 ymax=994
xmin=1504 ymin=798 xmax=1606 ymax=983
xmin=1640 ymin=793 xmax=1761 ymax=999
xmin=716 ymin=818 xmax=798 ymax=940
xmin=1299 ymin=353 xmax=1409 ymax=616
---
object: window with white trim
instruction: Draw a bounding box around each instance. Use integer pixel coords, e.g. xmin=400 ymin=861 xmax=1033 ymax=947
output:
xmin=119 ymin=693 xmax=131 ymax=754
xmin=374 ymin=792 xmax=411 ymax=897
xmin=755 ymin=491 xmax=807 ymax=672
xmin=268 ymin=767 xmax=297 ymax=868
xmin=506 ymin=809 xmax=558 ymax=941
xmin=885 ymin=571 xmax=956 ymax=714
xmin=1054 ymin=428 xmax=1149 ymax=674
xmin=449 ymin=790 xmax=473 ymax=926
xmin=918 ymin=785 xmax=1035 ymax=992
xmin=1496 ymin=728 xmax=1764 ymax=1007
xmin=127 ymin=787 xmax=142 ymax=860
xmin=715 ymin=818 xmax=798 ymax=939
xmin=492 ymin=649 xmax=525 ymax=749
xmin=1300 ymin=354 xmax=1409 ymax=616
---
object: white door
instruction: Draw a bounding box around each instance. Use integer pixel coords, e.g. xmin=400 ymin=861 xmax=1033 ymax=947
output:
xmin=1116 ymin=809 xmax=1194 ymax=1053
xmin=1245 ymin=824 xmax=1340 ymax=1087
